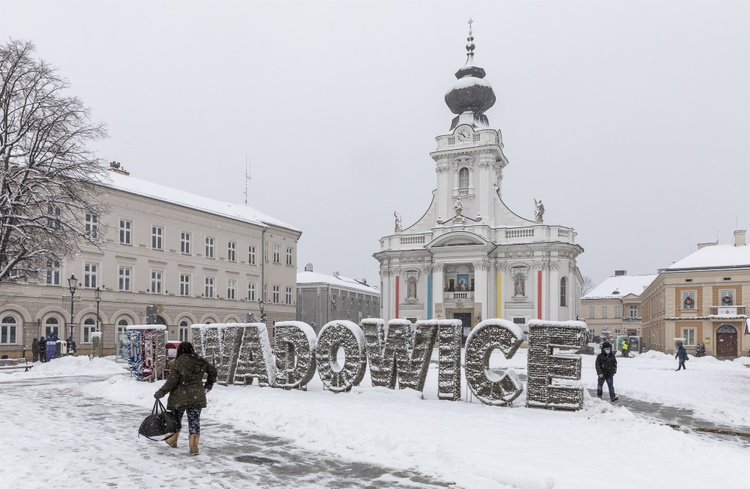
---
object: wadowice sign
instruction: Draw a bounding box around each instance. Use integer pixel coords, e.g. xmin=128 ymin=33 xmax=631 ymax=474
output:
xmin=127 ymin=319 xmax=588 ymax=411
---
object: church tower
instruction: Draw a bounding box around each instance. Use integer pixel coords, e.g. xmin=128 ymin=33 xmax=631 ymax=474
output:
xmin=375 ymin=21 xmax=584 ymax=342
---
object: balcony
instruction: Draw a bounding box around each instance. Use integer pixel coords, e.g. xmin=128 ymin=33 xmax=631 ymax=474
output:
xmin=709 ymin=305 xmax=746 ymax=316
xmin=444 ymin=291 xmax=474 ymax=301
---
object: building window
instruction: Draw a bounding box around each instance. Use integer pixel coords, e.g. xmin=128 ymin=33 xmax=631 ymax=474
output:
xmin=248 ymin=245 xmax=256 ymax=265
xmin=45 ymin=317 xmax=60 ymax=338
xmin=273 ymin=285 xmax=280 ymax=304
xmin=227 ymin=279 xmax=237 ymax=300
xmin=119 ymin=219 xmax=132 ymax=245
xmin=247 ymin=282 xmax=256 ymax=301
xmin=180 ymin=232 xmax=191 ymax=254
xmin=228 ymin=241 xmax=237 ymax=262
xmin=205 ymin=277 xmax=215 ymax=298
xmin=151 ymin=226 xmax=163 ymax=250
xmin=205 ymin=236 xmax=215 ymax=258
xmin=589 ymin=306 xmax=595 ymax=319
xmin=151 ymin=270 xmax=163 ymax=294
xmin=1 ymin=315 xmax=18 ymax=344
xmin=614 ymin=306 xmax=622 ymax=319
xmin=601 ymin=306 xmax=608 ymax=319
xmin=458 ymin=167 xmax=469 ymax=189
xmin=46 ymin=260 xmax=61 ymax=286
xmin=682 ymin=291 xmax=696 ymax=310
xmin=719 ymin=289 xmax=734 ymax=306
xmin=83 ymin=318 xmax=96 ymax=343
xmin=285 ymin=286 xmax=293 ymax=304
xmin=47 ymin=205 xmax=61 ymax=229
xmin=286 ymin=247 xmax=293 ymax=266
xmin=180 ymin=274 xmax=191 ymax=296
xmin=117 ymin=319 xmax=129 ymax=341
xmin=273 ymin=244 xmax=280 ymax=264
xmin=179 ymin=320 xmax=190 ymax=342
xmin=85 ymin=213 xmax=99 ymax=239
xmin=560 ymin=277 xmax=567 ymax=306
xmin=681 ymin=328 xmax=697 ymax=347
xmin=84 ymin=262 xmax=98 ymax=288
xmin=629 ymin=305 xmax=638 ymax=318
xmin=119 ymin=266 xmax=132 ymax=292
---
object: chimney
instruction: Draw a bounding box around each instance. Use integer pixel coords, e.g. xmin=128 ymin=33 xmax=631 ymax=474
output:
xmin=614 ymin=270 xmax=626 ymax=276
xmin=697 ymin=241 xmax=718 ymax=250
xmin=734 ymin=229 xmax=746 ymax=247
xmin=304 ymin=263 xmax=313 ymax=272
xmin=333 ymin=271 xmax=339 ymax=277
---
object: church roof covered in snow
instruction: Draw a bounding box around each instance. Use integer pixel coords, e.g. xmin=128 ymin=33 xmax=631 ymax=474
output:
xmin=297 ymin=270 xmax=380 ymax=295
xmin=584 ymin=274 xmax=658 ymax=300
xmin=101 ymin=170 xmax=300 ymax=232
xmin=666 ymin=243 xmax=750 ymax=271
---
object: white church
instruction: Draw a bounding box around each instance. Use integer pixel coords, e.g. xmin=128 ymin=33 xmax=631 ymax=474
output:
xmin=374 ymin=27 xmax=584 ymax=342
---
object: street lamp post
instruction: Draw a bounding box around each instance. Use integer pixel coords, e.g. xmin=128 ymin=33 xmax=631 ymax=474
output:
xmin=68 ymin=274 xmax=78 ymax=341
xmin=95 ymin=287 xmax=102 ymax=332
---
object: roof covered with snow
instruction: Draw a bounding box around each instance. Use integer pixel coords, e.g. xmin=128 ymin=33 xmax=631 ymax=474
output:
xmin=297 ymin=270 xmax=380 ymax=295
xmin=101 ymin=171 xmax=300 ymax=233
xmin=583 ymin=274 xmax=658 ymax=300
xmin=666 ymin=243 xmax=750 ymax=271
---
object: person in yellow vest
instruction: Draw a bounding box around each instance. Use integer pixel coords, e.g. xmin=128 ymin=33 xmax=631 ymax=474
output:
xmin=621 ymin=338 xmax=629 ymax=358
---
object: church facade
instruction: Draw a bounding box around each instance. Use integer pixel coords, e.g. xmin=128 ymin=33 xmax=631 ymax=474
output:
xmin=374 ymin=28 xmax=584 ymax=341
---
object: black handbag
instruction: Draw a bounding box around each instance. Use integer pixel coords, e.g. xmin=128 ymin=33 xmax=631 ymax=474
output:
xmin=138 ymin=399 xmax=181 ymax=441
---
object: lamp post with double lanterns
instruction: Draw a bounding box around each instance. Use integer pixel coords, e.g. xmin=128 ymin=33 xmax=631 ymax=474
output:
xmin=68 ymin=274 xmax=78 ymax=340
xmin=95 ymin=287 xmax=102 ymax=332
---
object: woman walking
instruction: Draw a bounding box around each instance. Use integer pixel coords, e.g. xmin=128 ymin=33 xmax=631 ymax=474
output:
xmin=154 ymin=341 xmax=217 ymax=455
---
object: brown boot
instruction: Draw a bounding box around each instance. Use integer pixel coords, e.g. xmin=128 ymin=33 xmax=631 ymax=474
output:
xmin=189 ymin=434 xmax=200 ymax=455
xmin=164 ymin=432 xmax=179 ymax=448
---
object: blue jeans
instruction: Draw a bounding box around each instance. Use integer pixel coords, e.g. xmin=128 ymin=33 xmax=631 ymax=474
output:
xmin=597 ymin=375 xmax=616 ymax=399
xmin=173 ymin=408 xmax=202 ymax=435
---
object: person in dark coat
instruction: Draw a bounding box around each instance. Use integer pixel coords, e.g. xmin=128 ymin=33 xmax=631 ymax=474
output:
xmin=39 ymin=336 xmax=47 ymax=362
xmin=675 ymin=342 xmax=688 ymax=371
xmin=154 ymin=341 xmax=217 ymax=455
xmin=32 ymin=338 xmax=40 ymax=362
xmin=595 ymin=341 xmax=618 ymax=401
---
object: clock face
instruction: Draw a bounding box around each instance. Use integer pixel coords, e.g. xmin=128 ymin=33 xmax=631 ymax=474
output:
xmin=456 ymin=127 xmax=472 ymax=142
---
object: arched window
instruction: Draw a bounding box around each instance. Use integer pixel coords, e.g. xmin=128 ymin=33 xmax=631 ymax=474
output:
xmin=179 ymin=320 xmax=190 ymax=342
xmin=560 ymin=277 xmax=568 ymax=307
xmin=45 ymin=317 xmax=61 ymax=338
xmin=1 ymin=315 xmax=18 ymax=344
xmin=458 ymin=167 xmax=469 ymax=189
xmin=83 ymin=318 xmax=96 ymax=343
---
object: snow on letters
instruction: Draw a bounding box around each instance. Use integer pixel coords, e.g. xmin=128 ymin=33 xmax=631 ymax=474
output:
xmin=131 ymin=319 xmax=587 ymax=411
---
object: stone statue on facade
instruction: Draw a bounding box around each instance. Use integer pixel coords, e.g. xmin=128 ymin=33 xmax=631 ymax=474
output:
xmin=454 ymin=197 xmax=463 ymax=216
xmin=394 ymin=211 xmax=402 ymax=233
xmin=534 ymin=199 xmax=545 ymax=223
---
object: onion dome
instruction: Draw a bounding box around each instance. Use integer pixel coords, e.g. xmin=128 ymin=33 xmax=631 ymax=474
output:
xmin=444 ymin=19 xmax=496 ymax=130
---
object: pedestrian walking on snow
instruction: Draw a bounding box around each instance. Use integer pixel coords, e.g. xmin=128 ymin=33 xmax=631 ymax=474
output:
xmin=595 ymin=341 xmax=618 ymax=401
xmin=675 ymin=342 xmax=688 ymax=371
xmin=621 ymin=338 xmax=629 ymax=358
xmin=154 ymin=341 xmax=217 ymax=455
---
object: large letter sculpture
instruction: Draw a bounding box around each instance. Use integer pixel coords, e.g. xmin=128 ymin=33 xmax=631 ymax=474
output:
xmin=437 ymin=320 xmax=463 ymax=401
xmin=526 ymin=320 xmax=587 ymax=410
xmin=361 ymin=319 xmax=438 ymax=392
xmin=464 ymin=319 xmax=524 ymax=406
xmin=273 ymin=321 xmax=317 ymax=389
xmin=126 ymin=325 xmax=166 ymax=381
xmin=315 ymin=320 xmax=366 ymax=392
xmin=234 ymin=323 xmax=276 ymax=386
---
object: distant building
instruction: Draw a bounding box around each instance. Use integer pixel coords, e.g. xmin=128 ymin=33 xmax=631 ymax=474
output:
xmin=0 ymin=164 xmax=300 ymax=358
xmin=374 ymin=27 xmax=583 ymax=344
xmin=640 ymin=230 xmax=750 ymax=358
xmin=582 ymin=271 xmax=657 ymax=342
xmin=297 ymin=264 xmax=380 ymax=334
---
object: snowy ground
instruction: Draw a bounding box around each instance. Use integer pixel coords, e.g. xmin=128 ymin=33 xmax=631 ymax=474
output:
xmin=2 ymin=349 xmax=749 ymax=489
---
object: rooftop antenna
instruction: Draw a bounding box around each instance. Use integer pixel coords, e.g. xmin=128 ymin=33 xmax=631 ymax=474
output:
xmin=244 ymin=154 xmax=251 ymax=206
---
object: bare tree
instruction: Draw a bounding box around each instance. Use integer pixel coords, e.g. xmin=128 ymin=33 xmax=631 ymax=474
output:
xmin=0 ymin=40 xmax=108 ymax=285
xmin=581 ymin=276 xmax=596 ymax=296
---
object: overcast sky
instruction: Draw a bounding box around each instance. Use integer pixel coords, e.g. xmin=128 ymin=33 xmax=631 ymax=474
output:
xmin=3 ymin=1 xmax=749 ymax=288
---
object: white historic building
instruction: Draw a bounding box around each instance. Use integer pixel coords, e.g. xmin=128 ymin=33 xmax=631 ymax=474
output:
xmin=374 ymin=30 xmax=584 ymax=342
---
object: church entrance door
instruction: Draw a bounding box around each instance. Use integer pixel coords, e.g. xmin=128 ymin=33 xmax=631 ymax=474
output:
xmin=453 ymin=312 xmax=472 ymax=347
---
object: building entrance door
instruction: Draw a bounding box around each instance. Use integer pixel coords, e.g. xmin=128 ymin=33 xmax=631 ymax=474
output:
xmin=453 ymin=312 xmax=472 ymax=347
xmin=716 ymin=325 xmax=738 ymax=357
